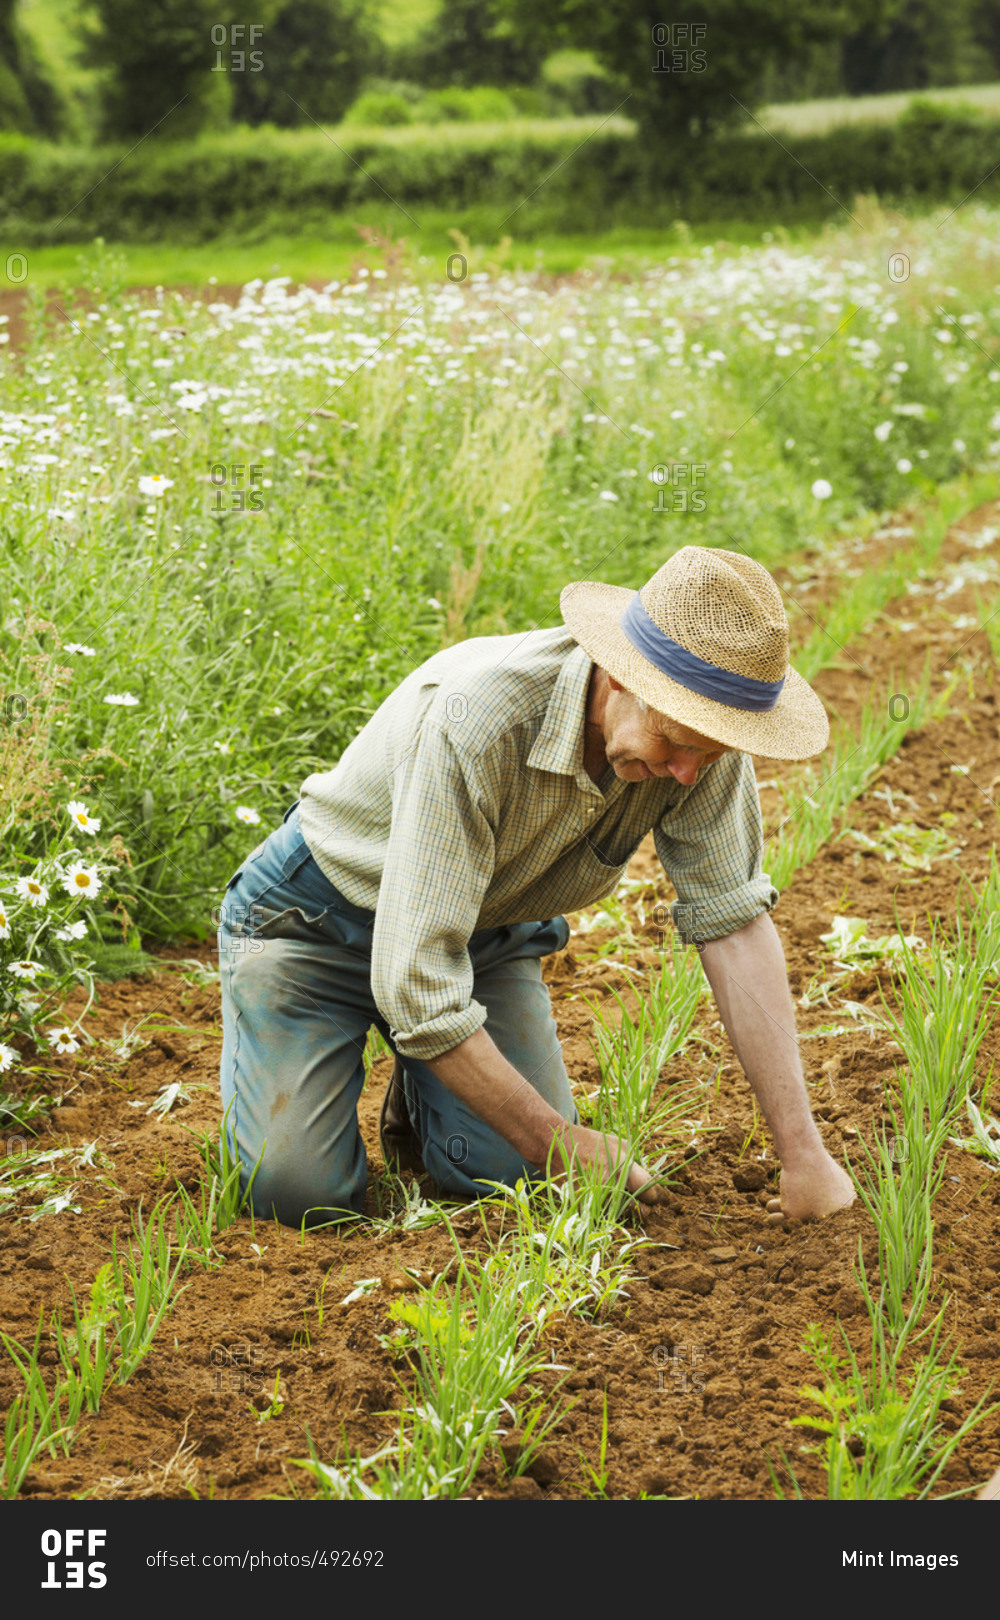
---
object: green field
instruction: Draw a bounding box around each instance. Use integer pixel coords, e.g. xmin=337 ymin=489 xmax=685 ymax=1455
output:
xmin=13 ymin=218 xmax=827 ymax=291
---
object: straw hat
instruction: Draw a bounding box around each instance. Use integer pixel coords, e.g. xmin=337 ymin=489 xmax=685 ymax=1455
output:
xmin=560 ymin=545 xmax=829 ymax=760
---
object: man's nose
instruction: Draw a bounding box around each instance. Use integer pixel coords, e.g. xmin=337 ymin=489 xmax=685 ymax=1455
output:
xmin=664 ymin=754 xmax=702 ymax=785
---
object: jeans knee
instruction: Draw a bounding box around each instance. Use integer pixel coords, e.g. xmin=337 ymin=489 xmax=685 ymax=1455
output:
xmin=245 ymin=1149 xmax=365 ymax=1229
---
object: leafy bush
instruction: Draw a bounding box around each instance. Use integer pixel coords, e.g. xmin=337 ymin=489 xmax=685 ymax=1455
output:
xmin=2 ymin=99 xmax=1000 ymax=244
xmin=343 ymin=90 xmax=416 ymax=127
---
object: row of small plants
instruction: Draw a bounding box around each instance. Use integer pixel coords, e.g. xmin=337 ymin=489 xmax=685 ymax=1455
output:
xmin=0 ymin=1120 xmax=248 ymax=1498
xmin=775 ymin=858 xmax=1000 ymax=1498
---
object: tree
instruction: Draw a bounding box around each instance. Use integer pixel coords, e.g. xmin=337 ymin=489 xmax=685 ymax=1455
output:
xmin=495 ymin=0 xmax=870 ymax=142
xmin=229 ymin=0 xmax=378 ymax=128
xmin=0 ymin=0 xmax=64 ymax=136
xmin=76 ymin=0 xmax=234 ymax=140
xmin=403 ymin=0 xmax=548 ymax=88
xmin=839 ymin=0 xmax=982 ymax=94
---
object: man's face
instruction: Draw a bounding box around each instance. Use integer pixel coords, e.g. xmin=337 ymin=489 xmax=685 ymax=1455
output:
xmin=602 ymin=682 xmax=733 ymax=785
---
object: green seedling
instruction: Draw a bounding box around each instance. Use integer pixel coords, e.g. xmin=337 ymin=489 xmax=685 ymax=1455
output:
xmin=377 ymin=1291 xmax=474 ymax=1358
xmin=772 ymin=1313 xmax=997 ymax=1501
xmin=819 ymin=914 xmax=925 ymax=972
xmin=252 ymin=1372 xmax=285 ymax=1422
xmin=577 ymin=1388 xmax=612 ymax=1499
xmin=1 ymin=1384 xmax=72 ymax=1499
xmin=52 ymin=1268 xmax=116 ymax=1415
xmin=948 ymin=1096 xmax=1000 ymax=1167
xmin=843 ymin=820 xmax=960 ymax=872
xmin=478 ymin=1164 xmax=659 ymax=1327
xmin=2 ymin=1309 xmax=83 ymax=1465
xmin=108 ymin=1211 xmax=188 ymax=1381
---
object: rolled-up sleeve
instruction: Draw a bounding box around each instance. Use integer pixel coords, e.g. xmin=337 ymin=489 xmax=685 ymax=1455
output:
xmin=653 ymin=750 xmax=778 ymax=945
xmin=371 ymin=721 xmax=496 ymax=1061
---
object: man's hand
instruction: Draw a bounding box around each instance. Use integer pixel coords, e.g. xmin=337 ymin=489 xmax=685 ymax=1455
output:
xmin=551 ymin=1121 xmax=664 ymax=1205
xmin=766 ymin=1153 xmax=855 ymax=1224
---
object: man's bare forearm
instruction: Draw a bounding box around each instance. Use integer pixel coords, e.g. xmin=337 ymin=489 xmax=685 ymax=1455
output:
xmin=422 ymin=1024 xmax=659 ymax=1199
xmin=696 ymin=911 xmax=827 ymax=1165
xmin=424 ymin=1024 xmax=561 ymax=1165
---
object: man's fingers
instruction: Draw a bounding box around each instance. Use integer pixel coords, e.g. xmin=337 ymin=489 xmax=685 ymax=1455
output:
xmin=630 ymin=1163 xmax=665 ymax=1204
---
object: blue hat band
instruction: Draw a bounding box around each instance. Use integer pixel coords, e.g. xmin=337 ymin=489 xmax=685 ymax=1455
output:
xmin=620 ymin=594 xmax=786 ymax=713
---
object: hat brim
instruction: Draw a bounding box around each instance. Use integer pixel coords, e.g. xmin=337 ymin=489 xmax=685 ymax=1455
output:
xmin=561 ymin=581 xmax=829 ymax=761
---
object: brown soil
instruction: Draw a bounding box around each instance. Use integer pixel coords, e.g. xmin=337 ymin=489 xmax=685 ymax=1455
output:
xmin=3 ymin=494 xmax=1000 ymax=1503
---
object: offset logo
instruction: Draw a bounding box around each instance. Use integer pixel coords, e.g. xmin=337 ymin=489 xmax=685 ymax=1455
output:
xmin=41 ymin=1529 xmax=107 ymax=1589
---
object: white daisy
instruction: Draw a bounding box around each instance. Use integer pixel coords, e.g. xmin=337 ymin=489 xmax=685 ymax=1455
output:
xmin=14 ymin=876 xmax=49 ymax=907
xmin=60 ymin=862 xmax=102 ymax=899
xmin=235 ymin=806 xmax=260 ymax=825
xmin=103 ymin=692 xmax=140 ymax=706
xmin=54 ymin=919 xmax=87 ymax=942
xmin=66 ymin=800 xmax=101 ymax=835
xmin=0 ymin=1043 xmax=18 ymax=1072
xmin=0 ymin=904 xmax=10 ymax=940
xmin=48 ymin=1028 xmax=81 ymax=1054
xmin=811 ymin=479 xmax=833 ymax=499
xmin=874 ymin=421 xmax=893 ymax=441
xmin=63 ymin=643 xmax=96 ymax=656
xmin=137 ymin=474 xmax=174 ymax=497
xmin=8 ymin=961 xmax=39 ymax=979
xmin=598 ymin=490 xmax=619 ymax=502
xmin=896 ymin=458 xmax=913 ymax=474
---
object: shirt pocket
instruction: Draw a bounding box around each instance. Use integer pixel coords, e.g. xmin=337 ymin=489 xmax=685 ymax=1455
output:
xmin=547 ymin=836 xmax=632 ymax=915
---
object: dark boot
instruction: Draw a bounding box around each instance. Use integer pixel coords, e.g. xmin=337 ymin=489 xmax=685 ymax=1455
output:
xmin=378 ymin=1055 xmax=425 ymax=1175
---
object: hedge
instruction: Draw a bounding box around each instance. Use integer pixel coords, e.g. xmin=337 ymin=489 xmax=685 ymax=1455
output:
xmin=0 ymin=100 xmax=997 ymax=245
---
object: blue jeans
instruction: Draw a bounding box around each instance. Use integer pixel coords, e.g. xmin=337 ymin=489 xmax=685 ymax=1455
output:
xmin=217 ymin=802 xmax=576 ymax=1227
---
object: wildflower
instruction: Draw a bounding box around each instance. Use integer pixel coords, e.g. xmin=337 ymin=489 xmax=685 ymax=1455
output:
xmin=103 ymin=692 xmax=140 ymax=706
xmin=66 ymin=800 xmax=101 ymax=835
xmin=8 ymin=961 xmax=39 ymax=979
xmin=63 ymin=643 xmax=96 ymax=656
xmin=235 ymin=806 xmax=260 ymax=825
xmin=0 ymin=904 xmax=10 ymax=939
xmin=48 ymin=1028 xmax=81 ymax=1054
xmin=811 ymin=479 xmax=833 ymax=499
xmin=137 ymin=474 xmax=174 ymax=497
xmin=953 ymin=439 xmax=967 ymax=454
xmin=212 ymin=740 xmax=231 ymax=755
xmin=0 ymin=1044 xmax=18 ymax=1072
xmin=598 ymin=490 xmax=619 ymax=502
xmin=14 ymin=876 xmax=49 ymax=907
xmin=54 ymin=919 xmax=87 ymax=942
xmin=426 ymin=598 xmax=442 ymax=610
xmin=896 ymin=458 xmax=913 ymax=474
xmin=60 ymin=862 xmax=102 ymax=899
xmin=874 ymin=421 xmax=893 ymax=441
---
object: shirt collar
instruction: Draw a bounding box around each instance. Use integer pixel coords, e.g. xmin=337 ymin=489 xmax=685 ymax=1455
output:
xmin=526 ymin=643 xmax=594 ymax=777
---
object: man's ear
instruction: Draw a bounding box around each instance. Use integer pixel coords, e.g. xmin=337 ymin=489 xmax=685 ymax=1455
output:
xmin=607 ymin=675 xmax=626 ymax=693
